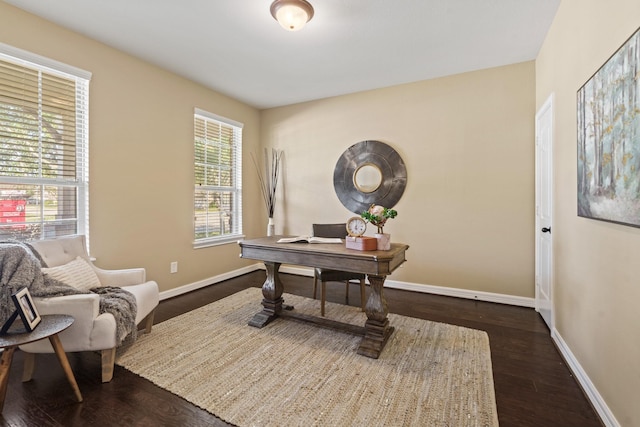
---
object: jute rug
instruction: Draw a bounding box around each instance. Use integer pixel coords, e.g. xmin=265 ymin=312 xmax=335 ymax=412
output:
xmin=116 ymin=288 xmax=499 ymax=426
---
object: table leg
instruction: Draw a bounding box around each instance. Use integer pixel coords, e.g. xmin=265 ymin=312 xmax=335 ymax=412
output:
xmin=248 ymin=261 xmax=284 ymax=328
xmin=0 ymin=346 xmax=16 ymax=413
xmin=48 ymin=334 xmax=83 ymax=402
xmin=357 ymin=274 xmax=394 ymax=358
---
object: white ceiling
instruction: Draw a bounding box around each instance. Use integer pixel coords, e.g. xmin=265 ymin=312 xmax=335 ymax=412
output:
xmin=5 ymin=0 xmax=560 ymax=109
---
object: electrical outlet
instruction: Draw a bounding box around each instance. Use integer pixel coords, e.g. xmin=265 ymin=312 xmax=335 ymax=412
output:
xmin=170 ymin=261 xmax=178 ymax=274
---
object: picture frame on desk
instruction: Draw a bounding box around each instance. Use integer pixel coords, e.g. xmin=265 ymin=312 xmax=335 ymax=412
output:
xmin=12 ymin=287 xmax=41 ymax=332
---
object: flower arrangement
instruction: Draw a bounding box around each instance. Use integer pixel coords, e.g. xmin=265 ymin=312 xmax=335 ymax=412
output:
xmin=361 ymin=204 xmax=398 ymax=234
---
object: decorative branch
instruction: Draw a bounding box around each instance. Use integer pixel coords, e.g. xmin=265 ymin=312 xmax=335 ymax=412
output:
xmin=251 ymin=148 xmax=283 ymax=218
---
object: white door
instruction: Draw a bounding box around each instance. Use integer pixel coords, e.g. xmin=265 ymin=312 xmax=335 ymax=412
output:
xmin=535 ymin=94 xmax=554 ymax=330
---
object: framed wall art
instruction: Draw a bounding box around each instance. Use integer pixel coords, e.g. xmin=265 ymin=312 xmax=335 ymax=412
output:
xmin=577 ymin=27 xmax=640 ymax=227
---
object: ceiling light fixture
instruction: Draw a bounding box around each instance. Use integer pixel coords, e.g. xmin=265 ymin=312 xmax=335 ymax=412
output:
xmin=270 ymin=0 xmax=314 ymax=32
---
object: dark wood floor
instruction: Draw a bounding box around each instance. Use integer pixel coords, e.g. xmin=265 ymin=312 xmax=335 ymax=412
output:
xmin=2 ymin=271 xmax=603 ymax=426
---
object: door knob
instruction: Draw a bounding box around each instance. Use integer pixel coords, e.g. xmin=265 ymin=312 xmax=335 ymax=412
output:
xmin=541 ymin=227 xmax=551 ymax=233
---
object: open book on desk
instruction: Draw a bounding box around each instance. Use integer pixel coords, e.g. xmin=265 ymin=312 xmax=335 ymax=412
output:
xmin=276 ymin=236 xmax=343 ymax=244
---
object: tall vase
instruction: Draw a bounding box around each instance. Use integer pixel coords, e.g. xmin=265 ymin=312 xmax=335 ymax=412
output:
xmin=374 ymin=233 xmax=391 ymax=250
xmin=267 ymin=217 xmax=275 ymax=236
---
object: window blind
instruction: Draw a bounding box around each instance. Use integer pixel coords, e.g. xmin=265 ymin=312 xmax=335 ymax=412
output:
xmin=193 ymin=109 xmax=243 ymax=247
xmin=0 ymin=46 xmax=90 ymax=241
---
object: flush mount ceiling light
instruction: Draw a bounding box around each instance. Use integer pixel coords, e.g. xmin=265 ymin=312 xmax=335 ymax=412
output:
xmin=270 ymin=0 xmax=314 ymax=32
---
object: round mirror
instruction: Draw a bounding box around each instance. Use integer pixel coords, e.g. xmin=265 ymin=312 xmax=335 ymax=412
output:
xmin=333 ymin=140 xmax=407 ymax=214
xmin=353 ymin=163 xmax=382 ymax=193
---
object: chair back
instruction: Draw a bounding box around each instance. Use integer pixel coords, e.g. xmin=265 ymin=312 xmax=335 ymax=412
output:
xmin=29 ymin=234 xmax=90 ymax=267
xmin=313 ymin=223 xmax=348 ymax=239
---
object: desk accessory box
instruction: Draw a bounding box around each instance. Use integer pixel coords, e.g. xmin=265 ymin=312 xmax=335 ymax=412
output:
xmin=345 ymin=236 xmax=377 ymax=251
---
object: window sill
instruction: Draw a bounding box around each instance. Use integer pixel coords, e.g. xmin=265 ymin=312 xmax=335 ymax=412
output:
xmin=193 ymin=234 xmax=245 ymax=249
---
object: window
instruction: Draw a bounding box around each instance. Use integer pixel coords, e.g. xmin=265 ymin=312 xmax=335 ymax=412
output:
xmin=194 ymin=108 xmax=243 ymax=247
xmin=0 ymin=44 xmax=91 ymax=242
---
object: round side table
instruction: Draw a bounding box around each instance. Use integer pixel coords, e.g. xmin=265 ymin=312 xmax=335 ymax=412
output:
xmin=0 ymin=314 xmax=82 ymax=413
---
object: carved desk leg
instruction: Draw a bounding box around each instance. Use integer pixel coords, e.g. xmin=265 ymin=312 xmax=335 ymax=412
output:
xmin=357 ymin=274 xmax=394 ymax=358
xmin=248 ymin=261 xmax=284 ymax=328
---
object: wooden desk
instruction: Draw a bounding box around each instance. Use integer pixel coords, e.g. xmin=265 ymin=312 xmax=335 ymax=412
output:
xmin=239 ymin=236 xmax=409 ymax=358
xmin=0 ymin=315 xmax=82 ymax=413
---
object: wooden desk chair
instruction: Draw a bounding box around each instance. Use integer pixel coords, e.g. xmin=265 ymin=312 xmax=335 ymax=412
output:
xmin=312 ymin=223 xmax=366 ymax=316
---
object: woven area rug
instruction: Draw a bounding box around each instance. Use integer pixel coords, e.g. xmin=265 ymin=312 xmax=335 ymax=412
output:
xmin=116 ymin=288 xmax=499 ymax=426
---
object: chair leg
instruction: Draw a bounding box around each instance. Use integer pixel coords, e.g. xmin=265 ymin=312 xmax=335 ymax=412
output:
xmin=359 ymin=278 xmax=366 ymax=311
xmin=321 ymin=281 xmax=327 ymax=317
xmin=21 ymin=352 xmax=35 ymax=382
xmin=143 ymin=309 xmax=155 ymax=334
xmin=313 ymin=273 xmax=318 ymax=299
xmin=101 ymin=348 xmax=116 ymax=383
xmin=345 ymin=280 xmax=350 ymax=305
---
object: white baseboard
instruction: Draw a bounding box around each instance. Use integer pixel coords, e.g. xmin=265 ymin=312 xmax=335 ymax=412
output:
xmin=383 ymin=279 xmax=535 ymax=307
xmin=162 ymin=263 xmax=534 ymax=307
xmin=273 ymin=264 xmax=535 ymax=307
xmin=159 ymin=264 xmax=261 ymax=300
xmin=551 ymin=329 xmax=619 ymax=427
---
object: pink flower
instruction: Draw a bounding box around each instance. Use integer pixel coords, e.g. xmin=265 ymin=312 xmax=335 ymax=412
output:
xmin=369 ymin=205 xmax=385 ymax=217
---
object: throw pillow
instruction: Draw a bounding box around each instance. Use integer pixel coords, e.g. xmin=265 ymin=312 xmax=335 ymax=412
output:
xmin=42 ymin=256 xmax=102 ymax=291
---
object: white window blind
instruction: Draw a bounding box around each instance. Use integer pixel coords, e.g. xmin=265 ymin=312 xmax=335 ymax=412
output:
xmin=193 ymin=108 xmax=243 ymax=247
xmin=0 ymin=45 xmax=90 ymax=242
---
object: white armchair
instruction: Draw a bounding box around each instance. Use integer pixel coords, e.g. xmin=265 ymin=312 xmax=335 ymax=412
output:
xmin=19 ymin=235 xmax=159 ymax=383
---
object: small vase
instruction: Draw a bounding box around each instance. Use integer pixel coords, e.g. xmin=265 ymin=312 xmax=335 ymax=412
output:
xmin=267 ymin=217 xmax=275 ymax=236
xmin=374 ymin=233 xmax=391 ymax=250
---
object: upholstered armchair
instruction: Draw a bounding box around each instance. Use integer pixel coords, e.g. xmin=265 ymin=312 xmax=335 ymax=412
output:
xmin=18 ymin=235 xmax=159 ymax=383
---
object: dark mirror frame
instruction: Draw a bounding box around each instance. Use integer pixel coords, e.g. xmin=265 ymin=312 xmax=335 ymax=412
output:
xmin=333 ymin=140 xmax=407 ymax=214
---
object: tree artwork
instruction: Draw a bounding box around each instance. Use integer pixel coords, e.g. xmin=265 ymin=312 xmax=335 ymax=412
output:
xmin=577 ymin=27 xmax=640 ymax=227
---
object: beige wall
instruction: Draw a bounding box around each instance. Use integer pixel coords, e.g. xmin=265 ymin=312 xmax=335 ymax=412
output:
xmin=0 ymin=3 xmax=263 ymax=292
xmin=262 ymin=61 xmax=536 ymax=297
xmin=0 ymin=4 xmax=535 ymax=299
xmin=536 ymin=1 xmax=640 ymax=425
